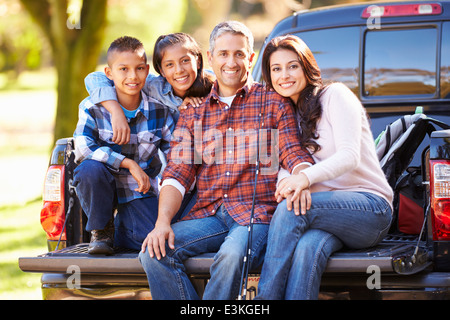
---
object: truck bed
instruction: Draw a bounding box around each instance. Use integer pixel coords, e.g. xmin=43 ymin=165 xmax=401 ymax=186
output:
xmin=23 ymin=234 xmax=450 ymax=300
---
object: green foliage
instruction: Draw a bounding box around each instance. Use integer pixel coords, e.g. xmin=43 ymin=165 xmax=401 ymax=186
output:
xmin=0 ymin=0 xmax=50 ymax=80
xmin=102 ymin=0 xmax=189 ymax=67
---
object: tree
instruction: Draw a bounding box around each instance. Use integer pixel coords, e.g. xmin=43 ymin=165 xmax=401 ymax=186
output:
xmin=19 ymin=0 xmax=108 ymax=142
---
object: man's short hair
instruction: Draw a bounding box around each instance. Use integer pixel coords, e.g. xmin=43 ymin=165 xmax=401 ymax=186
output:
xmin=107 ymin=36 xmax=147 ymax=65
xmin=209 ymin=21 xmax=254 ymax=55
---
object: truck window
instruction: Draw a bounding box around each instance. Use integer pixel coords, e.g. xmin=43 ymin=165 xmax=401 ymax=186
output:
xmin=293 ymin=27 xmax=359 ymax=94
xmin=364 ymin=27 xmax=437 ymax=97
xmin=441 ymin=22 xmax=450 ymax=99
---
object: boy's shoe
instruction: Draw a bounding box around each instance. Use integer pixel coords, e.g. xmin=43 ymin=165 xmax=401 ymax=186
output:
xmin=88 ymin=220 xmax=114 ymax=255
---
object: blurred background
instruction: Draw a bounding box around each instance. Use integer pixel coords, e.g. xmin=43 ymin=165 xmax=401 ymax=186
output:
xmin=0 ymin=0 xmax=377 ymax=299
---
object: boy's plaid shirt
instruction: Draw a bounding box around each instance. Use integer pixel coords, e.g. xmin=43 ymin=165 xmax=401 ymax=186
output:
xmin=162 ymin=80 xmax=314 ymax=225
xmin=74 ymin=92 xmax=174 ymax=204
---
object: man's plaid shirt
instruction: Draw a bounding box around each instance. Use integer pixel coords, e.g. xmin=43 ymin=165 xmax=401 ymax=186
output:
xmin=74 ymin=92 xmax=174 ymax=204
xmin=162 ymin=79 xmax=314 ymax=225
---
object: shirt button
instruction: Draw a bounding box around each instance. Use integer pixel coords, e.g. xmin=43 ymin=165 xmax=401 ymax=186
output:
xmin=228 ymin=150 xmax=232 ymax=154
xmin=224 ymin=194 xmax=228 ymax=198
xmin=212 ymin=209 xmax=215 ymax=214
xmin=224 ymin=106 xmax=229 ymax=110
xmin=226 ymin=172 xmax=230 ymax=175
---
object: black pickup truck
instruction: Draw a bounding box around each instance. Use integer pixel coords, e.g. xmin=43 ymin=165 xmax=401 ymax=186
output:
xmin=19 ymin=0 xmax=450 ymax=300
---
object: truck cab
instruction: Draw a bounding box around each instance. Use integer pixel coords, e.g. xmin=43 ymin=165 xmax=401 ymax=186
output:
xmin=19 ymin=1 xmax=450 ymax=300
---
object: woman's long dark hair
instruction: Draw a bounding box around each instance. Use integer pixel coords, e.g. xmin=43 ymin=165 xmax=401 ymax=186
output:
xmin=153 ymin=33 xmax=214 ymax=99
xmin=262 ymin=35 xmax=325 ymax=154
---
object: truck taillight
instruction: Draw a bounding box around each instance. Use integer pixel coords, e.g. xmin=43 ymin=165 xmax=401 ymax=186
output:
xmin=40 ymin=165 xmax=66 ymax=241
xmin=430 ymin=161 xmax=450 ymax=241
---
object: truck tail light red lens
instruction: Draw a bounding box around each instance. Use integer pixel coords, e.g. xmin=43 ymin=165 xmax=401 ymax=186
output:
xmin=430 ymin=161 xmax=450 ymax=241
xmin=40 ymin=165 xmax=66 ymax=241
xmin=362 ymin=3 xmax=442 ymax=18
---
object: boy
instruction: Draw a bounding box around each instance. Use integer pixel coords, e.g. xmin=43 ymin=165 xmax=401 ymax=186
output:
xmin=73 ymin=36 xmax=174 ymax=254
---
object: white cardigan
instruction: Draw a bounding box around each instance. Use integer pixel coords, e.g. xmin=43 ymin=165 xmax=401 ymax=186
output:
xmin=283 ymin=82 xmax=393 ymax=207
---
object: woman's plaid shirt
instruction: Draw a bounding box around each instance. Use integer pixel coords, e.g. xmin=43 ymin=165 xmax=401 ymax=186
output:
xmin=162 ymin=80 xmax=314 ymax=225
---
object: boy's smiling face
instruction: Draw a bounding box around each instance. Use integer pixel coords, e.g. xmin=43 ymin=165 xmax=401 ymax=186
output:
xmin=105 ymin=49 xmax=149 ymax=107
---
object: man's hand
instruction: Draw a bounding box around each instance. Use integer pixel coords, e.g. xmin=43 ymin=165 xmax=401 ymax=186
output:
xmin=284 ymin=189 xmax=311 ymax=216
xmin=275 ymin=172 xmax=311 ymax=215
xmin=141 ymin=222 xmax=175 ymax=260
xmin=140 ymin=185 xmax=183 ymax=259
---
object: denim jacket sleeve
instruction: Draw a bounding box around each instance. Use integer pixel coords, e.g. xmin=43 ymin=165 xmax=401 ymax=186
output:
xmin=85 ymin=72 xmax=160 ymax=105
xmin=84 ymin=71 xmax=117 ymax=105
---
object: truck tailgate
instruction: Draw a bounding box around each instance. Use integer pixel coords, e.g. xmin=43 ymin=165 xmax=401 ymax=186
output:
xmin=19 ymin=235 xmax=431 ymax=275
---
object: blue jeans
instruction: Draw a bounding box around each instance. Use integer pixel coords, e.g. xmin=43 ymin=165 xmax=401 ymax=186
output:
xmin=73 ymin=160 xmax=159 ymax=251
xmin=256 ymin=191 xmax=392 ymax=300
xmin=138 ymin=205 xmax=269 ymax=300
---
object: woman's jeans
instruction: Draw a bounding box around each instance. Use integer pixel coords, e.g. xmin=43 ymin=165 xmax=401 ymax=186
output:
xmin=256 ymin=191 xmax=392 ymax=300
xmin=138 ymin=205 xmax=269 ymax=300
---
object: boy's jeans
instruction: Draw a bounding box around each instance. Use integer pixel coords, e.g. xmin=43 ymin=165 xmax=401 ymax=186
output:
xmin=73 ymin=160 xmax=159 ymax=251
xmin=138 ymin=205 xmax=269 ymax=300
xmin=256 ymin=191 xmax=392 ymax=300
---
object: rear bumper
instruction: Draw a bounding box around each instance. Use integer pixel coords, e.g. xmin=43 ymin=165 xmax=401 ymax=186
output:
xmin=40 ymin=273 xmax=151 ymax=300
xmin=39 ymin=271 xmax=450 ymax=300
xmin=320 ymin=271 xmax=450 ymax=299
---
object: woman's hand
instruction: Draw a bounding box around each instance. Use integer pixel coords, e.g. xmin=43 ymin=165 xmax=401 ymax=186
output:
xmin=275 ymin=173 xmax=311 ymax=215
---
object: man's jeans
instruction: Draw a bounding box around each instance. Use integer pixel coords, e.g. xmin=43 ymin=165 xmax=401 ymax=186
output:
xmin=256 ymin=191 xmax=392 ymax=300
xmin=138 ymin=205 xmax=269 ymax=300
xmin=73 ymin=160 xmax=159 ymax=251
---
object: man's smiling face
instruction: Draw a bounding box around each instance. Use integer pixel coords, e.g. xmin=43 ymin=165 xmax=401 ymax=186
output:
xmin=207 ymin=33 xmax=255 ymax=97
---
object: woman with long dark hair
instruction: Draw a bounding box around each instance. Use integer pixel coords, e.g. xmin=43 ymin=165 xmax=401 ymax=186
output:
xmin=255 ymin=35 xmax=393 ymax=299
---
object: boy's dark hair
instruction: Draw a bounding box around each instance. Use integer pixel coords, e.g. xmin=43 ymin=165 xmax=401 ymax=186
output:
xmin=107 ymin=36 xmax=147 ymax=65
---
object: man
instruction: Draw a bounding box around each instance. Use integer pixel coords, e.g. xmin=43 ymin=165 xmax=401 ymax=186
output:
xmin=138 ymin=21 xmax=313 ymax=300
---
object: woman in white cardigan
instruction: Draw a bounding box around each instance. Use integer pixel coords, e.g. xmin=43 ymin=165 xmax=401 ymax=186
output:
xmin=255 ymin=35 xmax=393 ymax=300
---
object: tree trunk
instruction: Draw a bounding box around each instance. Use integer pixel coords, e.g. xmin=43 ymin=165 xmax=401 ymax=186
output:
xmin=20 ymin=0 xmax=107 ymax=143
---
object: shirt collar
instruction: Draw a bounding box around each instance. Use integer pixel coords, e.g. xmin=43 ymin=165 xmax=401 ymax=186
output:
xmin=162 ymin=78 xmax=174 ymax=96
xmin=208 ymin=75 xmax=255 ymax=103
xmin=136 ymin=91 xmax=149 ymax=120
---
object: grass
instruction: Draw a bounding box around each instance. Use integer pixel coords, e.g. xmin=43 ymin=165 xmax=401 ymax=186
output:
xmin=0 ymin=199 xmax=47 ymax=300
